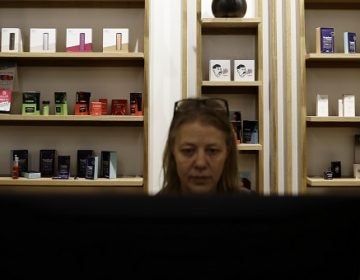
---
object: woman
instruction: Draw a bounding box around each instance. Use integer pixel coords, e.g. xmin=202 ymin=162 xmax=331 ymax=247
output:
xmin=159 ymin=97 xmax=245 ymax=194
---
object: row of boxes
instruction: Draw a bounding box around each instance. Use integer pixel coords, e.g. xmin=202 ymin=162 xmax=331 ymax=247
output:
xmin=1 ymin=28 xmax=129 ymax=53
xmin=209 ymin=59 xmax=255 ymax=82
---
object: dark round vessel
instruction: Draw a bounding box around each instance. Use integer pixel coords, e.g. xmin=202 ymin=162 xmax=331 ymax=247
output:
xmin=211 ymin=0 xmax=247 ymax=18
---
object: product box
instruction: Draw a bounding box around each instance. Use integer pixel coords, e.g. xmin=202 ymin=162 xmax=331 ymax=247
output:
xmin=130 ymin=92 xmax=142 ymax=116
xmin=85 ymin=156 xmax=99 ymax=180
xmin=0 ymin=88 xmax=12 ymax=113
xmin=103 ymin=28 xmax=129 ymax=53
xmin=54 ymin=91 xmax=68 ymax=115
xmin=77 ymin=150 xmax=94 ymax=178
xmin=39 ymin=149 xmax=56 ymax=177
xmin=90 ymin=101 xmax=102 ymax=116
xmin=338 ymin=99 xmax=344 ymax=117
xmin=10 ymin=149 xmax=28 ymax=175
xmin=30 ymin=28 xmax=56 ymax=52
xmin=343 ymin=94 xmax=355 ymax=117
xmin=209 ymin=60 xmax=231 ymax=81
xmin=242 ymin=120 xmax=258 ymax=144
xmin=316 ymin=94 xmax=328 ymax=117
xmin=21 ymin=171 xmax=41 ymax=179
xmin=1 ymin=28 xmax=23 ymax=52
xmin=331 ymin=161 xmax=341 ymax=178
xmin=0 ymin=62 xmax=18 ymax=91
xmin=22 ymin=91 xmax=40 ymax=115
xmin=315 ymin=27 xmax=335 ymax=53
xmin=75 ymin=91 xmax=91 ymax=115
xmin=344 ymin=32 xmax=356 ymax=54
xmin=99 ymin=98 xmax=108 ymax=115
xmin=66 ymin=28 xmax=92 ymax=52
xmin=234 ymin=60 xmax=255 ymax=82
xmin=57 ymin=155 xmax=70 ymax=179
xmin=111 ymin=99 xmax=128 ymax=115
xmin=100 ymin=151 xmax=117 ymax=179
xmin=230 ymin=110 xmax=242 ymax=143
xmin=355 ymin=135 xmax=360 ymax=163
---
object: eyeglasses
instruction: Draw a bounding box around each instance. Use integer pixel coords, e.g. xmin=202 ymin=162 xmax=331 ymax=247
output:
xmin=173 ymin=98 xmax=229 ymax=117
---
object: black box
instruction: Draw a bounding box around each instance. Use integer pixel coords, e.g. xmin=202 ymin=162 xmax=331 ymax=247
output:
xmin=39 ymin=149 xmax=56 ymax=177
xmin=77 ymin=150 xmax=94 ymax=178
xmin=85 ymin=156 xmax=98 ymax=180
xmin=242 ymin=120 xmax=259 ymax=144
xmin=331 ymin=161 xmax=341 ymax=178
xmin=58 ymin=155 xmax=70 ymax=179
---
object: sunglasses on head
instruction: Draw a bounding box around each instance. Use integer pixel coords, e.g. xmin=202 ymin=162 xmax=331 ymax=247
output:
xmin=173 ymin=98 xmax=230 ymax=117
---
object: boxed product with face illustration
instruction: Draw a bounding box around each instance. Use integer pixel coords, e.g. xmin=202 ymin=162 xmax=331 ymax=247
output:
xmin=209 ymin=60 xmax=230 ymax=81
xmin=234 ymin=60 xmax=255 ymax=81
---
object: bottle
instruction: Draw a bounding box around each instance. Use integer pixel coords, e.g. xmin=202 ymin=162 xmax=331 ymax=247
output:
xmin=12 ymin=155 xmax=19 ymax=179
xmin=42 ymin=100 xmax=50 ymax=115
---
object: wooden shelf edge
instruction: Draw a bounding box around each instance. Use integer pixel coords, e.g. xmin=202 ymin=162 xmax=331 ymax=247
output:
xmin=201 ymin=17 xmax=261 ymax=27
xmin=237 ymin=144 xmax=262 ymax=151
xmin=0 ymin=115 xmax=144 ymax=122
xmin=0 ymin=177 xmax=143 ymax=187
xmin=307 ymin=177 xmax=360 ymax=187
xmin=0 ymin=52 xmax=144 ymax=59
xmin=202 ymin=81 xmax=261 ymax=87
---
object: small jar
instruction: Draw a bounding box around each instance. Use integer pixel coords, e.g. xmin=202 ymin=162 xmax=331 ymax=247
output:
xmin=42 ymin=101 xmax=50 ymax=115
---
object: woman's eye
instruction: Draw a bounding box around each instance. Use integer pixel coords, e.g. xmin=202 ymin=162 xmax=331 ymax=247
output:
xmin=207 ymin=148 xmax=219 ymax=156
xmin=181 ymin=148 xmax=194 ymax=157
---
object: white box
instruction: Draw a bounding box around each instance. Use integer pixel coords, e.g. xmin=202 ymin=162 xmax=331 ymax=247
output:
xmin=209 ymin=60 xmax=231 ymax=81
xmin=103 ymin=28 xmax=129 ymax=53
xmin=343 ymin=94 xmax=356 ymax=117
xmin=316 ymin=94 xmax=328 ymax=117
xmin=338 ymin=99 xmax=344 ymax=117
xmin=30 ymin=28 xmax=56 ymax=52
xmin=234 ymin=60 xmax=255 ymax=81
xmin=1 ymin=28 xmax=23 ymax=52
xmin=66 ymin=28 xmax=92 ymax=52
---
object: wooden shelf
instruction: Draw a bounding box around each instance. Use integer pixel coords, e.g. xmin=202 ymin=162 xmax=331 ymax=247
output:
xmin=0 ymin=0 xmax=145 ymax=9
xmin=305 ymin=0 xmax=360 ymax=10
xmin=306 ymin=53 xmax=360 ymax=68
xmin=201 ymin=81 xmax=260 ymax=95
xmin=0 ymin=52 xmax=144 ymax=67
xmin=0 ymin=115 xmax=144 ymax=126
xmin=307 ymin=177 xmax=360 ymax=187
xmin=201 ymin=18 xmax=261 ymax=35
xmin=237 ymin=144 xmax=262 ymax=151
xmin=307 ymin=116 xmax=360 ymax=127
xmin=0 ymin=177 xmax=143 ymax=187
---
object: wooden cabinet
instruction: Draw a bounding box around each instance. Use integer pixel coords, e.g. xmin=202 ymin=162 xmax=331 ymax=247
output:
xmin=196 ymin=0 xmax=264 ymax=193
xmin=0 ymin=0 xmax=148 ymax=192
xmin=300 ymin=0 xmax=360 ymax=191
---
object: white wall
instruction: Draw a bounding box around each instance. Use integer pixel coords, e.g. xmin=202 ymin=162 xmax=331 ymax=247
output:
xmin=148 ymin=0 xmax=183 ymax=194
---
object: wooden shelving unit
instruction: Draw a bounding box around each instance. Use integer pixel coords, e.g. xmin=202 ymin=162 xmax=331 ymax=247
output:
xmin=300 ymin=0 xmax=360 ymax=191
xmin=0 ymin=0 xmax=148 ymax=192
xmin=196 ymin=0 xmax=264 ymax=193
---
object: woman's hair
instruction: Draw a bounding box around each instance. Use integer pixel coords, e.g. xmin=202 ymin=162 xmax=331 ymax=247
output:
xmin=160 ymin=98 xmax=240 ymax=194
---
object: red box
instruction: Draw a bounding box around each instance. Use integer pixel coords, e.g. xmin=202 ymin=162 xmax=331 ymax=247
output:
xmin=111 ymin=99 xmax=128 ymax=115
xmin=99 ymin=98 xmax=108 ymax=115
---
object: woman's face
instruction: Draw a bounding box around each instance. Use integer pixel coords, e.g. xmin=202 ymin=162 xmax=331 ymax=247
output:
xmin=173 ymin=121 xmax=228 ymax=194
